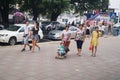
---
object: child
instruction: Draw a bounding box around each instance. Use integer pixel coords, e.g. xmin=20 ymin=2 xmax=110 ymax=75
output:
xmin=55 ymin=41 xmax=66 ymax=59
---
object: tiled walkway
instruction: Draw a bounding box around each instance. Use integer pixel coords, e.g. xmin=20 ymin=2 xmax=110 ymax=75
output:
xmin=0 ymin=36 xmax=120 ymax=80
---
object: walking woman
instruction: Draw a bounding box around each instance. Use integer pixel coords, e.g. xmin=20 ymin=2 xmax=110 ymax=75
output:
xmin=86 ymin=25 xmax=91 ymax=38
xmin=91 ymin=27 xmax=99 ymax=57
xmin=62 ymin=25 xmax=71 ymax=51
xmin=30 ymin=21 xmax=40 ymax=53
xmin=75 ymin=24 xmax=85 ymax=56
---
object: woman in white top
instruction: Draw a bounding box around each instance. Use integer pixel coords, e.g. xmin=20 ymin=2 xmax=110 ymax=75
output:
xmin=75 ymin=24 xmax=85 ymax=56
xmin=62 ymin=25 xmax=71 ymax=49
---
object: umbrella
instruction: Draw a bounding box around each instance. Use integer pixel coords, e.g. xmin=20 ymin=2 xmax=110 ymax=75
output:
xmin=13 ymin=12 xmax=24 ymax=17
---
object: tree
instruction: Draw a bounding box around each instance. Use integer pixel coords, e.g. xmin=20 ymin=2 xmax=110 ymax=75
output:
xmin=20 ymin=0 xmax=44 ymax=21
xmin=71 ymin=0 xmax=109 ymax=15
xmin=0 ymin=0 xmax=18 ymax=28
xmin=43 ymin=0 xmax=70 ymax=21
xmin=0 ymin=0 xmax=10 ymax=28
xmin=20 ymin=0 xmax=70 ymax=21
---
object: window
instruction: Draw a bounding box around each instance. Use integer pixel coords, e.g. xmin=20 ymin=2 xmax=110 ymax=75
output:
xmin=19 ymin=27 xmax=24 ymax=32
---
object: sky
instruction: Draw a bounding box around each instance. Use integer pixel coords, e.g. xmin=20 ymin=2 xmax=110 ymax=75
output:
xmin=109 ymin=0 xmax=120 ymax=9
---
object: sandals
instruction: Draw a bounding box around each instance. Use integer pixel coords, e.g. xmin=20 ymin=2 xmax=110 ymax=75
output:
xmin=76 ymin=53 xmax=81 ymax=56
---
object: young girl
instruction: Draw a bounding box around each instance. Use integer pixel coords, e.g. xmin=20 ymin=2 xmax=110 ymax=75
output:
xmin=91 ymin=27 xmax=99 ymax=57
xmin=30 ymin=21 xmax=40 ymax=53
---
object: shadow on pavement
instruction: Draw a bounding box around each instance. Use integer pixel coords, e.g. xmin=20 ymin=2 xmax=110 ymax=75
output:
xmin=0 ymin=39 xmax=60 ymax=47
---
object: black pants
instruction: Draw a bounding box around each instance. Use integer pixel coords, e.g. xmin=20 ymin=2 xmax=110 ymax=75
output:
xmin=76 ymin=40 xmax=83 ymax=49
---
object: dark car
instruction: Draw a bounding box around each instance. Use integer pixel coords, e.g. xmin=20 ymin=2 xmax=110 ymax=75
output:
xmin=0 ymin=25 xmax=4 ymax=30
xmin=41 ymin=21 xmax=65 ymax=31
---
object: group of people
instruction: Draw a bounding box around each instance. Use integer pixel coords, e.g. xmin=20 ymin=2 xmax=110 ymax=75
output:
xmin=21 ymin=21 xmax=101 ymax=58
xmin=55 ymin=24 xmax=99 ymax=59
xmin=21 ymin=21 xmax=40 ymax=53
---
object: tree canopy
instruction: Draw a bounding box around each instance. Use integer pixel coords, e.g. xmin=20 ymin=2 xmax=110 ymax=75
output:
xmin=0 ymin=0 xmax=109 ymax=27
xmin=20 ymin=0 xmax=70 ymax=21
xmin=71 ymin=0 xmax=109 ymax=15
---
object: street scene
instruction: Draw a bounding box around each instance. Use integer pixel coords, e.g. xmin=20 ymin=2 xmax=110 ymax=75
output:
xmin=0 ymin=0 xmax=120 ymax=80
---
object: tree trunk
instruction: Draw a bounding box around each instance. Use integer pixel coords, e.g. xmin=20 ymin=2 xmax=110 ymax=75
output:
xmin=31 ymin=0 xmax=39 ymax=21
xmin=1 ymin=9 xmax=9 ymax=28
xmin=50 ymin=12 xmax=60 ymax=21
xmin=33 ymin=14 xmax=38 ymax=21
xmin=0 ymin=0 xmax=9 ymax=28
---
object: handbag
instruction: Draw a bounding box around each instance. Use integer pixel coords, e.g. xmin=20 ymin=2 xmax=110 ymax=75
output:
xmin=89 ymin=43 xmax=93 ymax=50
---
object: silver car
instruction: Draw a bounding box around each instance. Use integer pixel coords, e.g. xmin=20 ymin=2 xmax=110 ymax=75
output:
xmin=48 ymin=26 xmax=79 ymax=40
xmin=42 ymin=21 xmax=65 ymax=31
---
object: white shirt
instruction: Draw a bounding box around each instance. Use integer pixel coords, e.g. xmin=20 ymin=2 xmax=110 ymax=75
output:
xmin=24 ymin=26 xmax=30 ymax=34
xmin=99 ymin=26 xmax=102 ymax=31
xmin=62 ymin=30 xmax=71 ymax=41
xmin=101 ymin=25 xmax=105 ymax=31
xmin=86 ymin=26 xmax=90 ymax=30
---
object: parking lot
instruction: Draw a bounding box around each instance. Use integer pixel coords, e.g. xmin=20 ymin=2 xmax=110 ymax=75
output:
xmin=0 ymin=36 xmax=120 ymax=80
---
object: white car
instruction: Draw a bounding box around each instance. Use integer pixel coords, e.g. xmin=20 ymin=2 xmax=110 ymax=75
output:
xmin=0 ymin=24 xmax=43 ymax=45
xmin=48 ymin=26 xmax=79 ymax=40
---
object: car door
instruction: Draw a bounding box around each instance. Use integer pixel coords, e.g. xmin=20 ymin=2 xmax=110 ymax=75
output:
xmin=17 ymin=27 xmax=24 ymax=42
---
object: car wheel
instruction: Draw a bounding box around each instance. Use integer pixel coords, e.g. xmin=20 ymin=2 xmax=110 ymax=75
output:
xmin=9 ymin=37 xmax=16 ymax=46
xmin=0 ymin=27 xmax=2 ymax=30
xmin=47 ymin=27 xmax=51 ymax=31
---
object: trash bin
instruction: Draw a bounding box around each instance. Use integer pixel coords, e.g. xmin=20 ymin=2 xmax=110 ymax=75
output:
xmin=112 ymin=27 xmax=120 ymax=36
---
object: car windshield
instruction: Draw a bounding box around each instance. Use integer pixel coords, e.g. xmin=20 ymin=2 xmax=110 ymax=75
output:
xmin=57 ymin=27 xmax=65 ymax=30
xmin=6 ymin=25 xmax=20 ymax=31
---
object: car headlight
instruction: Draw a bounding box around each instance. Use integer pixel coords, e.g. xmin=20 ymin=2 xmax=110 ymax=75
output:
xmin=55 ymin=33 xmax=60 ymax=37
xmin=0 ymin=34 xmax=8 ymax=37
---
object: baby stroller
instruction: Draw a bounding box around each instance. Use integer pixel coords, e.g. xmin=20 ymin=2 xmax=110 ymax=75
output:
xmin=55 ymin=41 xmax=69 ymax=59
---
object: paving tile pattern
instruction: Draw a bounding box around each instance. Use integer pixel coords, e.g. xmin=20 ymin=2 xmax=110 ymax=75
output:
xmin=0 ymin=36 xmax=120 ymax=80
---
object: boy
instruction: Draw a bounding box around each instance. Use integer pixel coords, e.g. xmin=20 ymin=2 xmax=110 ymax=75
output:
xmin=55 ymin=41 xmax=66 ymax=59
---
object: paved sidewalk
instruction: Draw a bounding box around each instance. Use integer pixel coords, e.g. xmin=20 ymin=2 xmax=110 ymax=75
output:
xmin=0 ymin=36 xmax=120 ymax=80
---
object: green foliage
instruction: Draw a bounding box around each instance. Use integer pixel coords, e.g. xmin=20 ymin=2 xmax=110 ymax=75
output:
xmin=71 ymin=0 xmax=109 ymax=14
xmin=20 ymin=0 xmax=70 ymax=20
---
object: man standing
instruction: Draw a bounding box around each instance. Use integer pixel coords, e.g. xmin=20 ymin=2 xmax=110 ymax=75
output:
xmin=21 ymin=21 xmax=32 ymax=52
xmin=101 ymin=23 xmax=106 ymax=36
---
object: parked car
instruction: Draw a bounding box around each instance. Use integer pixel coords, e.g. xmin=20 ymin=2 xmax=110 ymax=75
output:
xmin=29 ymin=20 xmax=42 ymax=29
xmin=0 ymin=25 xmax=4 ymax=30
xmin=41 ymin=21 xmax=65 ymax=31
xmin=48 ymin=26 xmax=79 ymax=40
xmin=0 ymin=24 xmax=43 ymax=45
xmin=41 ymin=21 xmax=51 ymax=30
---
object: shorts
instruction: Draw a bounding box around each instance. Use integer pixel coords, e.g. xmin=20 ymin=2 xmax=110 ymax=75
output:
xmin=23 ymin=34 xmax=29 ymax=44
xmin=32 ymin=34 xmax=39 ymax=41
xmin=76 ymin=40 xmax=83 ymax=49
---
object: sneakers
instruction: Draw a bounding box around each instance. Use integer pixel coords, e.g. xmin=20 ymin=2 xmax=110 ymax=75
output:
xmin=29 ymin=46 xmax=32 ymax=51
xmin=21 ymin=48 xmax=25 ymax=52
